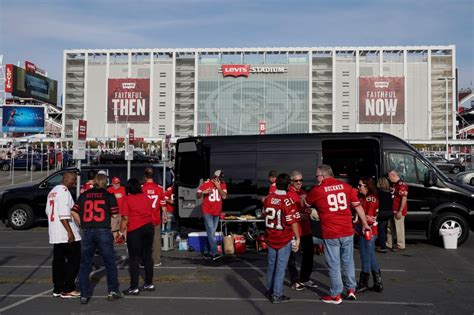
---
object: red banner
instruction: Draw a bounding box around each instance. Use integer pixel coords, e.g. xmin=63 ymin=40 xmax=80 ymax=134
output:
xmin=78 ymin=120 xmax=87 ymax=140
xmin=129 ymin=128 xmax=135 ymax=143
xmin=5 ymin=64 xmax=13 ymax=93
xmin=25 ymin=61 xmax=36 ymax=73
xmin=359 ymin=77 xmax=405 ymax=124
xmin=107 ymin=78 xmax=150 ymax=122
xmin=222 ymin=64 xmax=250 ymax=78
xmin=259 ymin=121 xmax=266 ymax=135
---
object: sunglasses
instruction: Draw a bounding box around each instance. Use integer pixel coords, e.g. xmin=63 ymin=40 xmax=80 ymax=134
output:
xmin=357 ymin=184 xmax=366 ymax=188
xmin=291 ymin=179 xmax=303 ymax=183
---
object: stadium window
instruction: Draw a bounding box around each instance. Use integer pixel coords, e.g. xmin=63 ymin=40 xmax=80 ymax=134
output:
xmin=159 ymin=83 xmax=166 ymax=88
xmin=159 ymin=101 xmax=166 ymax=107
xmin=159 ymin=92 xmax=166 ymax=97
xmin=159 ymin=112 xmax=166 ymax=119
xmin=160 ymin=72 xmax=167 ymax=77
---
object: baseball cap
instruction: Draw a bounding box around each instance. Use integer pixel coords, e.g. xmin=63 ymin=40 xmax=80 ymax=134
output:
xmin=214 ymin=170 xmax=224 ymax=178
xmin=97 ymin=170 xmax=107 ymax=176
xmin=112 ymin=177 xmax=121 ymax=184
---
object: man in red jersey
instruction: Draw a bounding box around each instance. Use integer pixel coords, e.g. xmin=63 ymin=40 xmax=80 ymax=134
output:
xmin=304 ymin=165 xmax=370 ymax=305
xmin=263 ymin=173 xmax=300 ymax=304
xmin=142 ymin=167 xmax=167 ymax=267
xmin=107 ymin=177 xmax=126 ymax=237
xmin=386 ymin=169 xmax=408 ymax=251
xmin=268 ymin=170 xmax=277 ymax=195
xmin=287 ymin=170 xmax=317 ymax=289
xmin=197 ymin=170 xmax=227 ymax=261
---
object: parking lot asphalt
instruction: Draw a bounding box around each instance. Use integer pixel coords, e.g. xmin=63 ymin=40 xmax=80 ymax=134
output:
xmin=0 ymin=227 xmax=473 ymax=315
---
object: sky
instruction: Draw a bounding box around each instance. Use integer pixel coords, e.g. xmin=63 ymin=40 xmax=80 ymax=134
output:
xmin=1 ymin=0 xmax=473 ymax=97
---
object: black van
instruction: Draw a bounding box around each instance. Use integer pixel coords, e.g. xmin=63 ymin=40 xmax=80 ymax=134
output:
xmin=0 ymin=164 xmax=173 ymax=230
xmin=174 ymin=132 xmax=474 ymax=246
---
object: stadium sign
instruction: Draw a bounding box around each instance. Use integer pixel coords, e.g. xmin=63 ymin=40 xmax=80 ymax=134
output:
xmin=221 ymin=64 xmax=287 ymax=77
xmin=107 ymin=78 xmax=150 ymax=122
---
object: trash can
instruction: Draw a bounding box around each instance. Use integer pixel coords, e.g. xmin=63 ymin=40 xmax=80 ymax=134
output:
xmin=439 ymin=227 xmax=460 ymax=249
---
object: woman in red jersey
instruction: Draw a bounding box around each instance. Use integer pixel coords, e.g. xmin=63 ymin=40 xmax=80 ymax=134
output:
xmin=355 ymin=176 xmax=383 ymax=293
xmin=118 ymin=178 xmax=155 ymax=295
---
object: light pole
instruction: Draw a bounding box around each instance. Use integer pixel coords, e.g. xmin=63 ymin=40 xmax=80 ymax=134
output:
xmin=438 ymin=77 xmax=455 ymax=159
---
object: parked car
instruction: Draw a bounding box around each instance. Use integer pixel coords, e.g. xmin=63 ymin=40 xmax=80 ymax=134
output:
xmin=97 ymin=150 xmax=159 ymax=164
xmin=0 ymin=154 xmax=48 ymax=171
xmin=455 ymin=171 xmax=474 ymax=186
xmin=0 ymin=164 xmax=173 ymax=230
xmin=426 ymin=156 xmax=465 ymax=174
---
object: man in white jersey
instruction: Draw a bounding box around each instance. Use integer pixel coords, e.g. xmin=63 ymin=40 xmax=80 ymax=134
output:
xmin=45 ymin=171 xmax=82 ymax=299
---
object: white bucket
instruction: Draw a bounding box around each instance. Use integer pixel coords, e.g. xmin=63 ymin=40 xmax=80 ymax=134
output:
xmin=439 ymin=227 xmax=460 ymax=249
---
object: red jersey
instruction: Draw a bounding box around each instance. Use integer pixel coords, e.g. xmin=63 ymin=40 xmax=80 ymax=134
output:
xmin=268 ymin=183 xmax=277 ymax=195
xmin=121 ymin=194 xmax=153 ymax=232
xmin=165 ymin=186 xmax=174 ymax=213
xmin=107 ymin=185 xmax=126 ymax=212
xmin=357 ymin=194 xmax=379 ymax=236
xmin=305 ymin=177 xmax=360 ymax=239
xmin=197 ymin=180 xmax=227 ymax=216
xmin=391 ymin=180 xmax=408 ymax=216
xmin=263 ymin=190 xmax=298 ymax=249
xmin=287 ymin=186 xmax=311 ymax=236
xmin=141 ymin=181 xmax=166 ymax=225
xmin=80 ymin=182 xmax=94 ymax=194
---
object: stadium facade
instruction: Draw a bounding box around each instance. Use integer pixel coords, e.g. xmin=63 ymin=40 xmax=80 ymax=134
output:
xmin=63 ymin=45 xmax=456 ymax=141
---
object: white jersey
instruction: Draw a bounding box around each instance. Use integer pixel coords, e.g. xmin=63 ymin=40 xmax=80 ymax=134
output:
xmin=45 ymin=184 xmax=81 ymax=244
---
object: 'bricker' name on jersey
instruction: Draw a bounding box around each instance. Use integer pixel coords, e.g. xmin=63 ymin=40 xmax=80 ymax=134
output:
xmin=72 ymin=188 xmax=118 ymax=229
xmin=263 ymin=191 xmax=298 ymax=249
xmin=305 ymin=177 xmax=360 ymax=239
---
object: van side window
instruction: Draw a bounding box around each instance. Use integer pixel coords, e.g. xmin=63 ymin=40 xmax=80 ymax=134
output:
xmin=415 ymin=158 xmax=430 ymax=184
xmin=178 ymin=151 xmax=201 ymax=187
xmin=388 ymin=153 xmax=417 ymax=183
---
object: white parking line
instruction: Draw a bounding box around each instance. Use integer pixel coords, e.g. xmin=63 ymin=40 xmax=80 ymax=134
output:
xmin=0 ymin=288 xmax=52 ymax=313
xmin=0 ymin=265 xmax=406 ymax=272
xmin=0 ymin=294 xmax=434 ymax=307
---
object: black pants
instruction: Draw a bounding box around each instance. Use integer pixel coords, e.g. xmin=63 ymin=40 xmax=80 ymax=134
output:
xmin=52 ymin=241 xmax=81 ymax=293
xmin=299 ymin=235 xmax=314 ymax=283
xmin=126 ymin=223 xmax=154 ymax=289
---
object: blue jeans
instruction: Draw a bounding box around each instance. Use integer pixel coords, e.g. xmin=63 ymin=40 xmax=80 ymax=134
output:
xmin=79 ymin=228 xmax=119 ymax=297
xmin=323 ymin=235 xmax=356 ymax=296
xmin=359 ymin=235 xmax=380 ymax=273
xmin=267 ymin=241 xmax=292 ymax=298
xmin=203 ymin=214 xmax=219 ymax=256
xmin=377 ymin=219 xmax=388 ymax=250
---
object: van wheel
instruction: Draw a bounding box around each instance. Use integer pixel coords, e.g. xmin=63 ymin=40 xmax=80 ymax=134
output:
xmin=430 ymin=212 xmax=469 ymax=246
xmin=8 ymin=204 xmax=35 ymax=230
xmin=469 ymin=177 xmax=474 ymax=186
xmin=452 ymin=167 xmax=460 ymax=174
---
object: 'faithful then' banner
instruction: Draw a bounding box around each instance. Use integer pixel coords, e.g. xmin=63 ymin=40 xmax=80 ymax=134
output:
xmin=107 ymin=78 xmax=150 ymax=122
xmin=359 ymin=77 xmax=405 ymax=124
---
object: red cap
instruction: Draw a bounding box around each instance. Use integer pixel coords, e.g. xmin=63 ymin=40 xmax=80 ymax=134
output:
xmin=112 ymin=177 xmax=121 ymax=184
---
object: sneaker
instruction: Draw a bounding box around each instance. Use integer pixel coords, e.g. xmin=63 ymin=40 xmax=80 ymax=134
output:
xmin=154 ymin=262 xmax=162 ymax=268
xmin=321 ymin=294 xmax=342 ymax=305
xmin=301 ymin=280 xmax=318 ymax=288
xmin=202 ymin=253 xmax=212 ymax=259
xmin=107 ymin=291 xmax=123 ymax=301
xmin=291 ymin=282 xmax=305 ymax=291
xmin=80 ymin=297 xmax=90 ymax=304
xmin=60 ymin=290 xmax=80 ymax=299
xmin=346 ymin=289 xmax=357 ymax=300
xmin=52 ymin=292 xmax=62 ymax=298
xmin=264 ymin=290 xmax=273 ymax=301
xmin=271 ymin=295 xmax=291 ymax=304
xmin=212 ymin=254 xmax=223 ymax=261
xmin=376 ymin=248 xmax=387 ymax=253
xmin=139 ymin=284 xmax=155 ymax=291
xmin=122 ymin=287 xmax=140 ymax=295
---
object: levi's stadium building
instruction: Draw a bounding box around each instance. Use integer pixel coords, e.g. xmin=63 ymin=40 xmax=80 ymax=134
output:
xmin=62 ymin=45 xmax=456 ymax=142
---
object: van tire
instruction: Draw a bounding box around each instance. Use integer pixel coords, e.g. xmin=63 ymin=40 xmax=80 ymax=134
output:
xmin=8 ymin=204 xmax=35 ymax=230
xmin=430 ymin=212 xmax=469 ymax=246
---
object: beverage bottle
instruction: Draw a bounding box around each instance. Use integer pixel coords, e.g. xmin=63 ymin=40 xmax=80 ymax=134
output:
xmin=364 ymin=229 xmax=372 ymax=241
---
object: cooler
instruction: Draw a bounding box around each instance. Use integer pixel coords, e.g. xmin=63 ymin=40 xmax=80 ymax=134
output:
xmin=188 ymin=232 xmax=223 ymax=252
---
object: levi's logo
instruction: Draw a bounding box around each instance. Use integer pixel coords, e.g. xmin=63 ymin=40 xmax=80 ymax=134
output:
xmin=221 ymin=64 xmax=250 ymax=77
xmin=122 ymin=82 xmax=136 ymax=89
xmin=374 ymin=81 xmax=389 ymax=88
